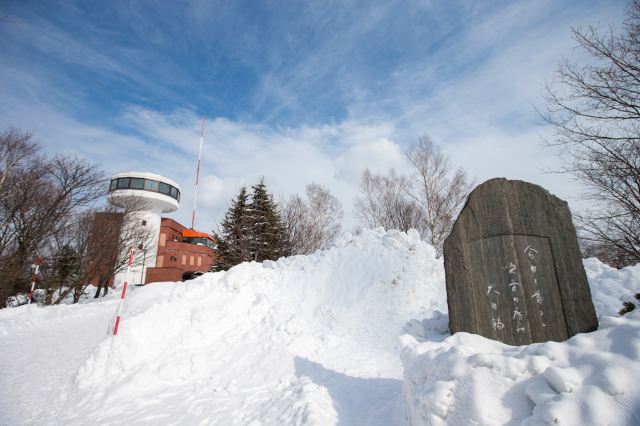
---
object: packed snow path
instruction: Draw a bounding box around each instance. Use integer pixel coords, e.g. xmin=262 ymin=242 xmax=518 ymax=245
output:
xmin=2 ymin=229 xmax=640 ymax=425
xmin=0 ymin=302 xmax=117 ymax=423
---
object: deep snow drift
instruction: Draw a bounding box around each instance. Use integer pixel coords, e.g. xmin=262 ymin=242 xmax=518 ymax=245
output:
xmin=400 ymin=259 xmax=640 ymax=425
xmin=0 ymin=228 xmax=639 ymax=425
xmin=1 ymin=229 xmax=445 ymax=425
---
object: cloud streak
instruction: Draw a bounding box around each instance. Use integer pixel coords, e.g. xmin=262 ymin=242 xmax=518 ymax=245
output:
xmin=0 ymin=0 xmax=629 ymax=234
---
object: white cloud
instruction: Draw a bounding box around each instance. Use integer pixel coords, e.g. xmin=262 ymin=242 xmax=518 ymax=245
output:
xmin=0 ymin=0 xmax=628 ymax=236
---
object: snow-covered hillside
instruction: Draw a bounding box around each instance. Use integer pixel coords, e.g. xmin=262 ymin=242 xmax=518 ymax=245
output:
xmin=1 ymin=228 xmax=639 ymax=425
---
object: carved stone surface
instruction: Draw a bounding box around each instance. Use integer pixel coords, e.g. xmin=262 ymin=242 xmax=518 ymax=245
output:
xmin=443 ymin=178 xmax=598 ymax=345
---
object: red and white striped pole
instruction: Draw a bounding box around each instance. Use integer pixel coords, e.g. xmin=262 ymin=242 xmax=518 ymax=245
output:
xmin=113 ymin=248 xmax=135 ymax=336
xmin=27 ymin=256 xmax=42 ymax=305
xmin=191 ymin=117 xmax=205 ymax=230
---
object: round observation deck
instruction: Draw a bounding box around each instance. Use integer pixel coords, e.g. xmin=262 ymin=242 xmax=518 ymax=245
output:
xmin=108 ymin=172 xmax=180 ymax=213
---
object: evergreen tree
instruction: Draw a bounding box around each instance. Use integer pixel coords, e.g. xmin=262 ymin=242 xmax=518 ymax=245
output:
xmin=49 ymin=244 xmax=80 ymax=303
xmin=214 ymin=186 xmax=251 ymax=271
xmin=214 ymin=180 xmax=288 ymax=270
xmin=247 ymin=178 xmax=288 ymax=261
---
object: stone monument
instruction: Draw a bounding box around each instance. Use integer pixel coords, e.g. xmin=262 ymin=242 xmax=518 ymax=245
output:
xmin=443 ymin=178 xmax=598 ymax=345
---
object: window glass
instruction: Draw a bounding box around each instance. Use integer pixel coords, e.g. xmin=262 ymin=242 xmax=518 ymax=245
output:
xmin=159 ymin=182 xmax=171 ymax=195
xmin=144 ymin=179 xmax=159 ymax=191
xmin=117 ymin=178 xmax=130 ymax=189
xmin=130 ymin=178 xmax=144 ymax=189
xmin=170 ymin=186 xmax=178 ymax=198
xmin=110 ymin=180 xmax=117 ymax=190
xmin=176 ymin=190 xmax=180 ymax=201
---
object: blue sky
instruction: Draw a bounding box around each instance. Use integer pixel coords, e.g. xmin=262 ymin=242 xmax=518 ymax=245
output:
xmin=0 ymin=0 xmax=628 ymax=231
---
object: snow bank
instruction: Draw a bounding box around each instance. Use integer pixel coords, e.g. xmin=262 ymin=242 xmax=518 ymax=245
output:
xmin=3 ymin=227 xmax=640 ymax=425
xmin=36 ymin=228 xmax=445 ymax=425
xmin=584 ymin=258 xmax=640 ymax=318
xmin=400 ymin=259 xmax=640 ymax=426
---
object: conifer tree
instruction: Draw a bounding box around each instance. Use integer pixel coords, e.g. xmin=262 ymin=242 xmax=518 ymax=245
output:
xmin=247 ymin=178 xmax=288 ymax=262
xmin=214 ymin=186 xmax=251 ymax=271
xmin=214 ymin=180 xmax=288 ymax=270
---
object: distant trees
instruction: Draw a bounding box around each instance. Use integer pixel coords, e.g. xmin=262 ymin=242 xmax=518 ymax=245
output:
xmin=280 ymin=183 xmax=343 ymax=255
xmin=354 ymin=169 xmax=423 ymax=234
xmin=214 ymin=179 xmax=288 ymax=270
xmin=354 ymin=136 xmax=472 ymax=256
xmin=215 ymin=180 xmax=344 ymax=269
xmin=0 ymin=128 xmax=155 ymax=307
xmin=405 ymin=136 xmax=473 ymax=253
xmin=0 ymin=128 xmax=106 ymax=305
xmin=543 ymin=0 xmax=640 ymax=267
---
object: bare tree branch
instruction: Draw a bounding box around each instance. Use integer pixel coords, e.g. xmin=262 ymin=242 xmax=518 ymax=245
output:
xmin=281 ymin=183 xmax=343 ymax=255
xmin=542 ymin=1 xmax=640 ymax=267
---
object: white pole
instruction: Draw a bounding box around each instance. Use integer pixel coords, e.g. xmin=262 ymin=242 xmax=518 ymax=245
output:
xmin=27 ymin=256 xmax=42 ymax=305
xmin=191 ymin=117 xmax=205 ymax=230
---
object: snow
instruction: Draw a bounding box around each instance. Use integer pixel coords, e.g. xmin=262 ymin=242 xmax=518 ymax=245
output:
xmin=1 ymin=228 xmax=639 ymax=425
xmin=400 ymin=311 xmax=640 ymax=425
xmin=400 ymin=260 xmax=640 ymax=426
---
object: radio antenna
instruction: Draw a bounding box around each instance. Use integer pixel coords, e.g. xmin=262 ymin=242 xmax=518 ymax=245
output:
xmin=191 ymin=117 xmax=205 ymax=230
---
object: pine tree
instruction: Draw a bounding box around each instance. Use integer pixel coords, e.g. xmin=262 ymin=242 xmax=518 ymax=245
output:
xmin=213 ymin=186 xmax=251 ymax=271
xmin=214 ymin=180 xmax=288 ymax=270
xmin=247 ymin=178 xmax=288 ymax=262
xmin=49 ymin=244 xmax=80 ymax=303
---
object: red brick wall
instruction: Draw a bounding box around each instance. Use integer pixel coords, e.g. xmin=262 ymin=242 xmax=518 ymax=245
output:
xmin=159 ymin=218 xmax=184 ymax=245
xmin=84 ymin=212 xmax=123 ymax=287
xmin=147 ymin=218 xmax=219 ymax=284
xmin=144 ymin=266 xmax=184 ymax=283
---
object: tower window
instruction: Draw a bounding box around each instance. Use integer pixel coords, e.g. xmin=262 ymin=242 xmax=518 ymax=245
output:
xmin=130 ymin=178 xmax=144 ymax=189
xmin=159 ymin=182 xmax=171 ymax=195
xmin=117 ymin=178 xmax=130 ymax=189
xmin=144 ymin=179 xmax=159 ymax=191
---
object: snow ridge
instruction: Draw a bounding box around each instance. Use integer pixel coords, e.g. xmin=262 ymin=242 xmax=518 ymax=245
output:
xmin=44 ymin=228 xmax=446 ymax=425
xmin=2 ymin=228 xmax=640 ymax=425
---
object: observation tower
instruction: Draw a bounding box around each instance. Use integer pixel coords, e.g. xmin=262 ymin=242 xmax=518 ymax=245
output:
xmin=108 ymin=172 xmax=181 ymax=286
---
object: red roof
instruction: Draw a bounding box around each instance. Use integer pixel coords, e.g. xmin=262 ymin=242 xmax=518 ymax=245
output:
xmin=182 ymin=229 xmax=214 ymax=240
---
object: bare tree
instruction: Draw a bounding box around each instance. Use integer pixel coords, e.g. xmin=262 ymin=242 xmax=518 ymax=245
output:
xmin=43 ymin=213 xmax=91 ymax=304
xmin=354 ymin=169 xmax=424 ymax=234
xmin=88 ymin=197 xmax=157 ymax=299
xmin=405 ymin=136 xmax=473 ymax=256
xmin=542 ymin=0 xmax=640 ymax=267
xmin=281 ymin=183 xmax=343 ymax=255
xmin=0 ymin=128 xmax=39 ymax=200
xmin=0 ymin=129 xmax=106 ymax=305
xmin=353 ymin=137 xmax=472 ymax=256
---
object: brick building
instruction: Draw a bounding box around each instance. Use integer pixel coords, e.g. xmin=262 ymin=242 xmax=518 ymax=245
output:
xmin=144 ymin=218 xmax=218 ymax=283
xmin=89 ymin=172 xmax=219 ymax=287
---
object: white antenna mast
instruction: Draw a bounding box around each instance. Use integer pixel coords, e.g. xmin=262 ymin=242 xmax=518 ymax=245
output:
xmin=191 ymin=117 xmax=205 ymax=230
